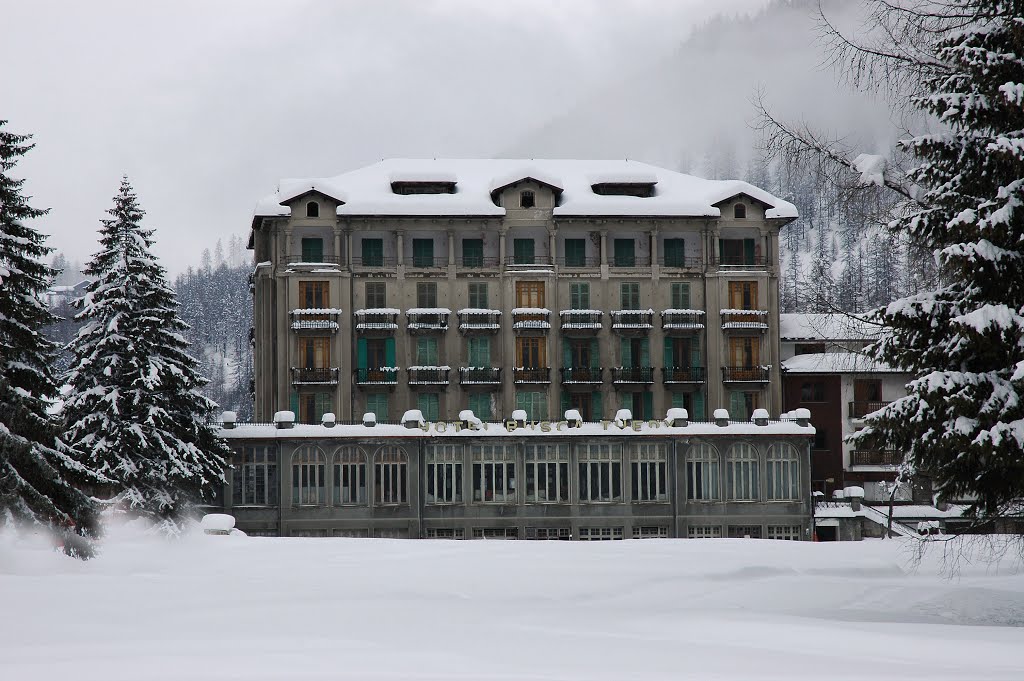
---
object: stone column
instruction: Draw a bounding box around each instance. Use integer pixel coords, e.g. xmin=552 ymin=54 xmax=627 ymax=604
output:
xmin=396 ymin=230 xmax=405 ymax=280
xmin=498 ymin=229 xmax=508 ymax=271
xmin=344 ymin=227 xmax=353 ymax=268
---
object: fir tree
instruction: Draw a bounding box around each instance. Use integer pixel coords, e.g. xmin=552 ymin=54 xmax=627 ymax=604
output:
xmin=0 ymin=121 xmax=100 ymax=556
xmin=63 ymin=178 xmax=229 ymax=532
xmin=855 ymin=2 xmax=1024 ymax=518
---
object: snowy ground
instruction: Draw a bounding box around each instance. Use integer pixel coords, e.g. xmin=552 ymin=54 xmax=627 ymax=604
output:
xmin=2 ymin=528 xmax=1024 ymax=681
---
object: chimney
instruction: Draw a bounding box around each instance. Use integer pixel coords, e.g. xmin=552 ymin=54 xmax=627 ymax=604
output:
xmin=273 ymin=410 xmax=295 ymax=429
xmin=714 ymin=408 xmax=730 ymax=427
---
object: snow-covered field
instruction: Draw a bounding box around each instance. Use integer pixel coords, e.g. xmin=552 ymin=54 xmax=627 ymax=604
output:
xmin=3 ymin=528 xmax=1024 ymax=681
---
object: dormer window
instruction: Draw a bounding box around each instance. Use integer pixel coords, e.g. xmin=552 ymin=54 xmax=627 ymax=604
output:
xmin=590 ymin=182 xmax=656 ymax=198
xmin=520 ymin=190 xmax=535 ymax=209
xmin=306 ymin=201 xmax=319 ymax=218
xmin=734 ymin=203 xmax=746 ymax=219
xmin=390 ymin=181 xmax=456 ymax=195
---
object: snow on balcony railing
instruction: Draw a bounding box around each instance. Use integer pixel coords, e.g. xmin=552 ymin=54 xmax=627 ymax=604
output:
xmin=291 ymin=367 xmax=340 ymax=385
xmin=457 ymin=308 xmax=501 ymax=332
xmin=406 ymin=307 xmax=450 ymax=332
xmin=512 ymin=367 xmax=551 ymax=384
xmin=559 ymin=309 xmax=603 ymax=330
xmin=661 ymin=309 xmax=705 ymax=330
xmin=611 ymin=367 xmax=655 ymax=384
xmin=662 ymin=367 xmax=706 ymax=383
xmin=407 ymin=366 xmax=451 ymax=385
xmin=355 ymin=308 xmax=400 ymax=331
xmin=290 ymin=308 xmax=341 ymax=331
xmin=720 ymin=309 xmax=769 ymax=330
xmin=512 ymin=307 xmax=551 ymax=330
xmin=610 ymin=309 xmax=654 ymax=330
xmin=459 ymin=367 xmax=501 ymax=384
xmin=559 ymin=367 xmax=603 ymax=384
xmin=354 ymin=367 xmax=399 ymax=385
xmin=721 ymin=365 xmax=771 ymax=383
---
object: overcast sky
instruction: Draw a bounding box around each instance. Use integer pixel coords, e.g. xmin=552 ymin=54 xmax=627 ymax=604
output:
xmin=1 ymin=0 xmax=772 ymax=275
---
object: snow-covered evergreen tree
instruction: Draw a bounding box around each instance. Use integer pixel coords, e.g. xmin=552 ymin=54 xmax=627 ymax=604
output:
xmin=0 ymin=121 xmax=101 ymax=555
xmin=63 ymin=178 xmax=229 ymax=532
xmin=856 ymin=2 xmax=1024 ymax=518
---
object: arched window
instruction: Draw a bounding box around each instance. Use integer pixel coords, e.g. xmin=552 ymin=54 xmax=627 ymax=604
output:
xmin=766 ymin=443 xmax=800 ymax=500
xmin=733 ymin=203 xmax=746 ymax=219
xmin=292 ymin=446 xmax=326 ymax=505
xmin=333 ymin=447 xmax=367 ymax=505
xmin=306 ymin=200 xmax=320 ymax=218
xmin=425 ymin=444 xmax=463 ymax=504
xmin=520 ymin=190 xmax=535 ymax=209
xmin=375 ymin=446 xmax=408 ymax=505
xmin=686 ymin=443 xmax=720 ymax=500
xmin=725 ymin=442 xmax=759 ymax=501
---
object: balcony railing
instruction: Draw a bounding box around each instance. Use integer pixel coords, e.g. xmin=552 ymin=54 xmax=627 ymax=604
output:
xmin=284 ymin=255 xmax=342 ymax=266
xmin=460 ymin=256 xmax=500 ymax=269
xmin=354 ymin=367 xmax=399 ymax=385
xmin=408 ymin=366 xmax=451 ymax=385
xmin=662 ymin=367 xmax=706 ymax=384
xmin=559 ymin=309 xmax=603 ymax=331
xmin=512 ymin=308 xmax=551 ymax=331
xmin=409 ymin=255 xmax=448 ymax=268
xmin=513 ymin=367 xmax=551 ymax=384
xmin=712 ymin=256 xmax=767 ymax=269
xmin=658 ymin=255 xmax=703 ymax=269
xmin=557 ymin=255 xmax=601 ymax=268
xmin=290 ymin=308 xmax=341 ymax=332
xmin=560 ymin=367 xmax=603 ymax=384
xmin=611 ymin=309 xmax=654 ymax=330
xmin=611 ymin=367 xmax=655 ymax=384
xmin=354 ymin=309 xmax=400 ymax=332
xmin=851 ymin=449 xmax=901 ymax=466
xmin=351 ymin=256 xmax=399 ymax=268
xmin=291 ymin=367 xmax=339 ymax=385
xmin=457 ymin=309 xmax=501 ymax=333
xmin=849 ymin=400 xmax=892 ymax=419
xmin=406 ymin=309 xmax=450 ymax=333
xmin=610 ymin=255 xmax=652 ymax=268
xmin=720 ymin=309 xmax=769 ymax=330
xmin=459 ymin=367 xmax=501 ymax=385
xmin=506 ymin=255 xmax=554 ymax=267
xmin=661 ymin=309 xmax=705 ymax=330
xmin=721 ymin=366 xmax=770 ymax=383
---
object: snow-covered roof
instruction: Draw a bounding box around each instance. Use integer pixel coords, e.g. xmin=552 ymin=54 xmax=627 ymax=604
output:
xmin=782 ymin=352 xmax=902 ymax=374
xmin=779 ymin=313 xmax=878 ymax=342
xmin=253 ymin=159 xmax=798 ymax=221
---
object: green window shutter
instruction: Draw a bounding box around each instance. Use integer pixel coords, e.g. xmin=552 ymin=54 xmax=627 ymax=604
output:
xmin=663 ymin=338 xmax=674 ymax=369
xmin=592 ymin=391 xmax=602 ymax=420
xmin=565 ymin=239 xmax=585 ymax=266
xmin=468 ymin=337 xmax=490 ymax=366
xmin=643 ymin=392 xmax=653 ymax=420
xmin=620 ymin=338 xmax=631 ymax=367
xmin=640 ymin=339 xmax=650 ymax=366
xmin=693 ymin=392 xmax=705 ymax=420
xmin=560 ymin=391 xmax=570 ymax=417
xmin=463 ymin=239 xmax=483 ymax=267
xmin=301 ymin=238 xmax=323 ymax=262
xmin=384 ymin=337 xmax=396 ymax=366
xmin=613 ymin=239 xmax=635 ymax=266
xmin=362 ymin=239 xmax=383 ymax=266
xmin=589 ymin=339 xmax=600 ymax=368
xmin=744 ymin=238 xmax=756 ymax=264
xmin=664 ymin=239 xmax=684 ymax=267
xmin=413 ymin=239 xmax=434 ymax=267
xmin=289 ymin=391 xmax=299 ymax=415
xmin=671 ymin=282 xmax=690 ymax=309
xmin=691 ymin=335 xmax=702 ymax=368
xmin=367 ymin=394 xmax=388 ymax=420
xmin=671 ymin=392 xmax=685 ymax=409
xmin=728 ymin=391 xmax=745 ymax=420
xmin=315 ymin=393 xmax=331 ymax=419
xmin=356 ymin=339 xmax=368 ymax=369
xmin=513 ymin=238 xmax=534 ymax=264
xmin=562 ymin=339 xmax=572 ymax=368
xmin=416 ymin=338 xmax=438 ymax=365
xmin=418 ymin=393 xmax=439 ymax=421
xmin=718 ymin=238 xmax=725 ymax=262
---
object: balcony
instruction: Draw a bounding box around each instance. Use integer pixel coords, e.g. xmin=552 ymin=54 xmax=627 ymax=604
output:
xmin=721 ymin=366 xmax=770 ymax=383
xmin=849 ymin=400 xmax=892 ymax=419
xmin=457 ymin=309 xmax=501 ymax=334
xmin=290 ymin=308 xmax=340 ymax=332
xmin=850 ymin=449 xmax=901 ymax=466
xmin=556 ymin=255 xmax=601 ymax=268
xmin=559 ymin=367 xmax=604 ymax=385
xmin=611 ymin=309 xmax=654 ymax=333
xmin=290 ymin=367 xmax=339 ymax=385
xmin=612 ymin=367 xmax=655 ymax=385
xmin=409 ymin=255 xmax=448 ymax=270
xmin=354 ymin=367 xmax=399 ymax=386
xmin=408 ymin=366 xmax=451 ymax=387
xmin=459 ymin=256 xmax=500 ymax=269
xmin=406 ymin=308 xmax=450 ymax=333
xmin=354 ymin=308 xmax=400 ymax=333
xmin=459 ymin=367 xmax=501 ymax=386
xmin=505 ymin=255 xmax=554 ymax=269
xmin=662 ymin=367 xmax=707 ymax=384
xmin=720 ymin=309 xmax=769 ymax=331
xmin=658 ymin=255 xmax=703 ymax=270
xmin=512 ymin=308 xmax=551 ymax=332
xmin=711 ymin=256 xmax=767 ymax=269
xmin=559 ymin=309 xmax=603 ymax=333
xmin=609 ymin=255 xmax=652 ymax=269
xmin=661 ymin=309 xmax=705 ymax=332
xmin=284 ymin=255 xmax=342 ymax=269
xmin=513 ymin=367 xmax=551 ymax=384
xmin=351 ymin=256 xmax=399 ymax=268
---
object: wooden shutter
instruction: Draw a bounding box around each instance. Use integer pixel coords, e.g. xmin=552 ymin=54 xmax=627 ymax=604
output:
xmin=744 ymin=238 xmax=756 ymax=264
xmin=384 ymin=337 xmax=396 ymax=366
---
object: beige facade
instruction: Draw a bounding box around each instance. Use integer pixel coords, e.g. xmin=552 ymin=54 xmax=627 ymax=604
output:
xmin=248 ymin=160 xmax=796 ymax=424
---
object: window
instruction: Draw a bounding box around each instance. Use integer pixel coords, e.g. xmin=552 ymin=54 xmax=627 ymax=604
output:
xmin=462 ymin=238 xmax=484 ymax=267
xmin=725 ymin=443 xmax=759 ymax=501
xmin=800 ymin=381 xmax=826 ymax=402
xmin=619 ymin=282 xmax=640 ymax=310
xmin=298 ymin=337 xmax=330 ymax=369
xmin=298 ymin=281 xmax=329 ymax=309
xmin=418 ymin=393 xmax=440 ymax=421
xmin=426 ymin=444 xmax=463 ymax=504
xmin=375 ymin=446 xmax=407 ymax=504
xmin=795 ymin=343 xmax=827 ymax=355
xmin=663 ymin=238 xmax=686 ymax=267
xmin=298 ymin=392 xmax=331 ymax=425
xmin=416 ymin=337 xmax=438 ymax=366
xmin=333 ymin=447 xmax=367 ymax=505
xmin=425 ymin=528 xmax=465 ymax=539
xmin=360 ymin=338 xmax=393 ymax=369
xmin=513 ymin=238 xmax=535 ymax=264
xmin=412 ymin=238 xmax=435 ymax=267
xmin=579 ymin=527 xmax=624 ymax=541
xmin=520 ymin=190 xmax=535 ymax=208
xmin=728 ymin=391 xmax=760 ymax=422
xmin=578 ymin=443 xmax=622 ymax=503
xmin=854 ymin=378 xmax=883 ymax=403
xmin=300 ymin=237 xmax=324 ymax=263
xmin=365 ymin=394 xmax=388 ymax=421
xmin=305 ymin=201 xmax=319 ymax=218
xmin=468 ymin=282 xmax=488 ymax=308
xmin=569 ymin=282 xmax=590 ymax=309
xmin=525 ymin=443 xmax=568 ymax=502
xmin=515 ymin=391 xmax=547 ymax=420
xmin=472 ymin=444 xmax=516 ymax=503
xmin=472 ymin=527 xmax=519 ymax=539
xmin=528 ymin=527 xmax=571 ymax=540
xmin=361 ymin=238 xmax=383 ymax=267
xmin=727 ymin=281 xmax=758 ymax=309
xmin=813 ymin=428 xmax=828 ymax=451
xmin=468 ymin=393 xmax=492 ymax=420
xmin=468 ymin=337 xmax=491 ymax=367
xmin=232 ymin=446 xmax=278 ymax=506
xmin=671 ymin=390 xmax=706 ymax=420
xmin=416 ymin=282 xmax=437 ymax=308
xmin=516 ymin=281 xmax=545 ymax=308
xmin=686 ymin=443 xmax=720 ymax=500
xmin=613 ymin=238 xmax=635 ymax=266
xmin=733 ymin=203 xmax=746 ymax=219
xmin=766 ymin=444 xmax=800 ymax=501
xmin=292 ymin=446 xmax=325 ymax=505
xmin=620 ymin=337 xmax=649 ymax=368
xmin=728 ymin=337 xmax=759 ymax=368
xmin=687 ymin=526 xmax=722 ymax=539
xmin=767 ymin=525 xmax=801 ymax=541
xmin=728 ymin=525 xmax=763 ymax=539
xmin=516 ymin=337 xmax=545 ymax=369
xmin=630 ymin=443 xmax=667 ymax=502
xmin=365 ymin=281 xmax=386 ymax=308
xmin=665 ymin=336 xmax=697 ymax=370
xmin=564 ymin=238 xmax=586 ymax=266
xmin=720 ymin=238 xmax=756 ymax=265
xmin=566 ymin=338 xmax=596 ymax=368
xmin=670 ymin=282 xmax=690 ymax=309
xmin=633 ymin=526 xmax=668 ymax=539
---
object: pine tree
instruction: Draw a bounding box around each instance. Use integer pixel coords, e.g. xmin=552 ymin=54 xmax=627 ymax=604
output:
xmin=0 ymin=121 xmax=101 ymax=556
xmin=63 ymin=178 xmax=229 ymax=532
xmin=856 ymin=2 xmax=1024 ymax=518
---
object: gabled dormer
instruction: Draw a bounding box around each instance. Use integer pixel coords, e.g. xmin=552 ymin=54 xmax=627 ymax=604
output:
xmin=490 ymin=175 xmax=563 ymax=211
xmin=712 ymin=192 xmax=772 ymax=222
xmin=279 ymin=185 xmax=346 ymax=222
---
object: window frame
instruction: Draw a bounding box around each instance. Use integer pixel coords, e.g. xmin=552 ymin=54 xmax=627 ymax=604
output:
xmin=686 ymin=442 xmax=720 ymax=501
xmin=292 ymin=446 xmax=326 ymax=506
xmin=425 ymin=444 xmax=464 ymax=505
xmin=725 ymin=442 xmax=760 ymax=501
xmin=578 ymin=443 xmax=623 ymax=503
xmin=333 ymin=447 xmax=368 ymax=505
